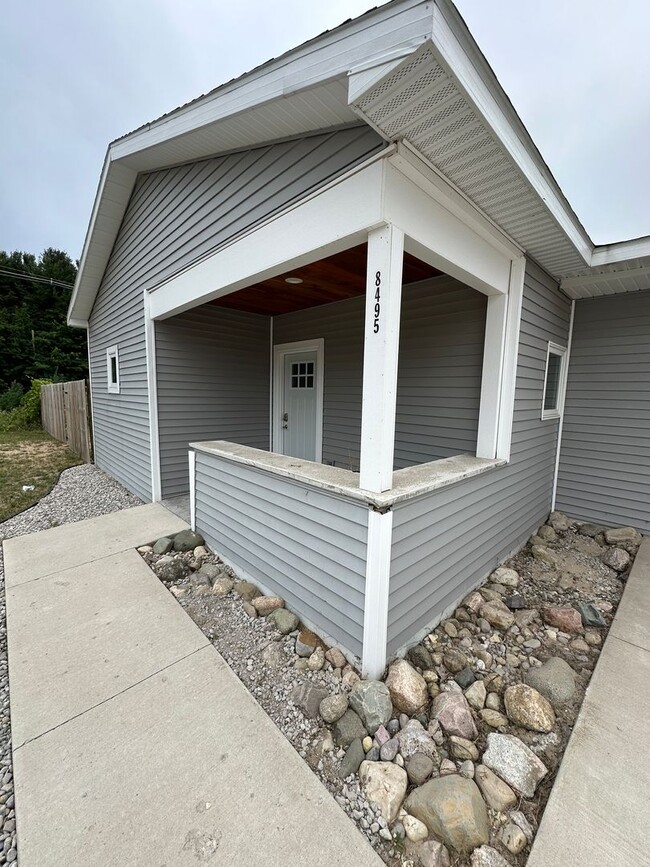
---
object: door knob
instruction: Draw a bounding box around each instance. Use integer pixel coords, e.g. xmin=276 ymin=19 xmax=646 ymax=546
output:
xmin=283 ymin=412 xmax=289 ymax=422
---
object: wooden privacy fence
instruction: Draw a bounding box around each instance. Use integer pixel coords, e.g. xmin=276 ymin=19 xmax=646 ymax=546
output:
xmin=41 ymin=380 xmax=92 ymax=463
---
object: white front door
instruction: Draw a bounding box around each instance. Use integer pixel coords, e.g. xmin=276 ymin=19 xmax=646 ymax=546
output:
xmin=273 ymin=340 xmax=324 ymax=462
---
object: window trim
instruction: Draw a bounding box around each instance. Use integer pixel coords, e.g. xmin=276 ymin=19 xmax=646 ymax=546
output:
xmin=106 ymin=345 xmax=120 ymax=394
xmin=541 ymin=341 xmax=567 ymax=420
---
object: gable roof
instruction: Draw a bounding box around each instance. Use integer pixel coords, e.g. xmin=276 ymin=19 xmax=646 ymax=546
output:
xmin=68 ymin=0 xmax=650 ymax=325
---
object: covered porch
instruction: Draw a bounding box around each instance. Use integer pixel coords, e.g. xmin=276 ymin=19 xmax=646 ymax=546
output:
xmin=147 ymin=146 xmax=525 ymax=676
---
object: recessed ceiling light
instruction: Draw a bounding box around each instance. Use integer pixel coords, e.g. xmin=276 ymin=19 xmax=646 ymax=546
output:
xmin=284 ymin=276 xmax=303 ymax=284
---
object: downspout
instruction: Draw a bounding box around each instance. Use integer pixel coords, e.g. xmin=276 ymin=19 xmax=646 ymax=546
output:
xmin=551 ymin=299 xmax=575 ymax=511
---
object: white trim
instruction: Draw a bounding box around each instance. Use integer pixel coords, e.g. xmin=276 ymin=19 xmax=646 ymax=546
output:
xmin=106 ymin=345 xmax=120 ymax=394
xmin=541 ymin=341 xmax=569 ymax=421
xmin=188 ymin=450 xmax=197 ymax=532
xmin=476 ymin=292 xmax=508 ymax=459
xmin=495 ymin=256 xmax=525 ymax=462
xmin=268 ymin=317 xmax=274 ymax=448
xmin=84 ymin=322 xmax=96 ymax=463
xmin=591 ymin=236 xmax=650 ymax=267
xmin=148 ymin=160 xmax=385 ymax=320
xmin=359 ymin=223 xmax=404 ymax=493
xmin=361 ymin=508 xmax=393 ymax=680
xmin=272 ymin=339 xmax=324 ymax=462
xmin=551 ymin=301 xmax=575 ymax=511
xmin=144 ymin=291 xmax=162 ymax=502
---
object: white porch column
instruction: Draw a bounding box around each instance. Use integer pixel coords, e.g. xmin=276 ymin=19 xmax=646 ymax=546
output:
xmin=359 ymin=223 xmax=405 ymax=493
xmin=362 ymin=508 xmax=393 ymax=680
xmin=476 ymin=292 xmax=508 ymax=460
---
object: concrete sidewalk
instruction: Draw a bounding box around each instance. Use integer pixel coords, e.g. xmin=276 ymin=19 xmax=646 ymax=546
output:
xmin=4 ymin=504 xmax=383 ymax=867
xmin=527 ymin=536 xmax=650 ymax=867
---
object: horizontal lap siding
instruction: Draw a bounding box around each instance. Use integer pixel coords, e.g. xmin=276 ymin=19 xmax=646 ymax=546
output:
xmin=156 ymin=307 xmax=270 ymax=497
xmin=88 ymin=125 xmax=383 ymax=499
xmin=387 ymin=260 xmax=571 ymax=654
xmin=272 ymin=277 xmax=485 ymax=470
xmin=194 ymin=454 xmax=369 ymax=657
xmin=555 ymin=288 xmax=650 ymax=532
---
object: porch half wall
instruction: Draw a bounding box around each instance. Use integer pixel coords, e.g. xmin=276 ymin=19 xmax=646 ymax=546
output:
xmin=555 ymin=288 xmax=650 ymax=532
xmin=387 ymin=259 xmax=572 ymax=654
xmin=194 ymin=451 xmax=368 ymax=658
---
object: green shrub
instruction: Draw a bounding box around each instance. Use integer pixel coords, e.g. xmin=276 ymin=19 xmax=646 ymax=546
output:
xmin=0 ymin=379 xmax=51 ymax=432
xmin=0 ymin=382 xmax=24 ymax=412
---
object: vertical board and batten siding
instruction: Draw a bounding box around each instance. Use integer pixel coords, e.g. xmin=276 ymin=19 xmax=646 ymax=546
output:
xmin=556 ymin=288 xmax=650 ymax=532
xmin=88 ymin=124 xmax=384 ymax=498
xmin=272 ymin=276 xmax=486 ymax=470
xmin=156 ymin=306 xmax=270 ymax=497
xmin=387 ymin=260 xmax=571 ymax=654
xmin=194 ymin=453 xmax=369 ymax=657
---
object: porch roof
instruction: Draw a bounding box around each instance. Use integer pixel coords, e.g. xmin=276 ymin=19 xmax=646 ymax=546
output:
xmin=68 ymin=0 xmax=650 ymax=327
xmin=189 ymin=440 xmax=505 ymax=510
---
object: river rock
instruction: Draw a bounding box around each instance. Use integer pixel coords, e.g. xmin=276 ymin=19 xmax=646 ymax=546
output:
xmin=463 ymin=591 xmax=485 ymax=613
xmin=385 ymin=659 xmax=428 ymax=714
xmin=319 ymin=693 xmax=348 ymax=724
xmin=548 ymin=511 xmax=572 ymax=532
xmin=574 ymin=601 xmax=606 ymax=628
xmin=480 ymin=709 xmax=508 ymax=728
xmin=172 ymin=529 xmax=205 ymax=551
xmin=403 ymin=814 xmax=429 ymax=843
xmin=418 ymin=839 xmax=451 ymax=867
xmin=408 ymin=644 xmax=434 ymax=670
xmin=474 ymin=764 xmax=517 ymax=811
xmin=524 ymin=656 xmax=576 ymax=708
xmin=325 ymin=647 xmax=347 ymax=669
xmin=443 ymin=647 xmax=469 ymax=674
xmin=405 ymin=776 xmax=489 ymax=853
xmin=479 ymin=601 xmax=515 ymax=630
xmin=601 ymin=547 xmax=630 ymax=572
xmin=605 ymin=526 xmax=642 ymax=547
xmin=350 ymin=681 xmax=393 ymax=735
xmin=491 ymin=567 xmax=520 ymax=588
xmin=233 ymin=580 xmax=261 ymax=602
xmin=252 ymin=595 xmax=284 ymax=615
xmin=332 ymin=709 xmax=367 ymax=747
xmin=339 ymin=739 xmax=365 ymax=779
xmin=465 ymin=680 xmax=487 ymax=710
xmin=267 ymin=607 xmax=299 ymax=634
xmin=212 ymin=576 xmax=233 ymax=596
xmin=380 ymin=737 xmax=399 ymax=761
xmin=359 ymin=761 xmax=408 ymax=824
xmin=470 ymin=845 xmax=511 ymax=867
xmin=500 ymin=821 xmax=527 ymax=854
xmin=450 ymin=736 xmax=479 ymax=761
xmin=537 ymin=524 xmax=557 ymax=542
xmin=542 ymin=606 xmax=582 ymax=633
xmin=291 ymin=683 xmax=329 ymax=719
xmin=531 ymin=545 xmax=561 ymax=567
xmin=397 ymin=719 xmax=438 ymax=761
xmin=482 ymin=733 xmax=548 ymax=797
xmin=504 ymin=683 xmax=556 ymax=732
xmin=295 ymin=628 xmax=323 ymax=657
xmin=431 ymin=692 xmax=477 ymax=739
xmin=155 ymin=557 xmax=185 ymax=583
xmin=153 ymin=536 xmax=173 ymax=555
xmin=406 ymin=752 xmax=435 ymax=785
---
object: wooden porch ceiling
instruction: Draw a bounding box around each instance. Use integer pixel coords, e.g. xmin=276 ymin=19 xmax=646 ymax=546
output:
xmin=209 ymin=244 xmax=440 ymax=316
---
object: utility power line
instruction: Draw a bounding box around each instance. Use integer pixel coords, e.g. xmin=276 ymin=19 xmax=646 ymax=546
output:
xmin=0 ymin=266 xmax=74 ymax=290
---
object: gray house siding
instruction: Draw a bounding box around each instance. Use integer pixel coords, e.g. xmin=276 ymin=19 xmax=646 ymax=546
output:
xmin=156 ymin=307 xmax=271 ymax=498
xmin=387 ymin=260 xmax=571 ymax=654
xmin=88 ymin=124 xmax=383 ymax=499
xmin=194 ymin=452 xmax=368 ymax=657
xmin=555 ymin=288 xmax=650 ymax=532
xmin=272 ymin=276 xmax=486 ymax=470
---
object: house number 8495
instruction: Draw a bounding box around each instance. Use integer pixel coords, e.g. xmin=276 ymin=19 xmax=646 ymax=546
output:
xmin=373 ymin=271 xmax=381 ymax=333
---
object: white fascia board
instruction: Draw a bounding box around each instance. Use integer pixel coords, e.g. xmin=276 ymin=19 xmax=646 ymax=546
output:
xmin=148 ymin=159 xmax=385 ymax=320
xmin=561 ymin=264 xmax=650 ymax=295
xmin=432 ymin=1 xmax=593 ymax=266
xmin=591 ymin=236 xmax=650 ymax=267
xmin=382 ymin=161 xmax=512 ymax=295
xmin=110 ymin=0 xmax=432 ymax=161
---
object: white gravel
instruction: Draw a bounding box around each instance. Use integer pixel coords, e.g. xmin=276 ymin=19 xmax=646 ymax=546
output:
xmin=0 ymin=464 xmax=142 ymax=866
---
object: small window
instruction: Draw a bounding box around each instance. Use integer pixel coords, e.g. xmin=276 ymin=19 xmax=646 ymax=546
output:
xmin=107 ymin=345 xmax=120 ymax=394
xmin=541 ymin=342 xmax=567 ymax=419
xmin=290 ymin=360 xmax=314 ymax=389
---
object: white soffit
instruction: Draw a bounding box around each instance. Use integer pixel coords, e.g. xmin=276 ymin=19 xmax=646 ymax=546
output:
xmin=350 ymin=44 xmax=590 ymax=277
xmin=561 ymin=256 xmax=650 ymax=299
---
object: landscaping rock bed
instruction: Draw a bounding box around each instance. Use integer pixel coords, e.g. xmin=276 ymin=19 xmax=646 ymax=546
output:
xmin=143 ymin=513 xmax=638 ymax=867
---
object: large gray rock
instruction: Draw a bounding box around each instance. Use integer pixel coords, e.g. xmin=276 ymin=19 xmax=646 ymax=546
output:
xmin=548 ymin=511 xmax=572 ymax=532
xmin=385 ymin=659 xmax=428 ymax=715
xmin=197 ymin=563 xmax=224 ymax=584
xmin=482 ymin=733 xmax=548 ymax=798
xmin=332 ymin=709 xmax=367 ymax=747
xmin=406 ymin=752 xmax=435 ymax=785
xmin=359 ymin=761 xmax=408 ymax=824
xmin=233 ymin=581 xmax=260 ymax=602
xmin=397 ymin=719 xmax=438 ymax=761
xmin=290 ymin=683 xmax=329 ymax=719
xmin=431 ymin=692 xmax=477 ymax=739
xmin=523 ymin=656 xmax=576 ymax=708
xmin=267 ymin=608 xmax=299 ymax=634
xmin=408 ymin=644 xmax=434 ymax=670
xmin=474 ymin=764 xmax=517 ymax=812
xmin=152 ymin=536 xmax=173 ymax=555
xmin=405 ymin=776 xmax=489 ymax=853
xmin=601 ymin=547 xmax=630 ymax=572
xmin=574 ymin=601 xmax=606 ymax=628
xmin=605 ymin=526 xmax=642 ymax=548
xmin=479 ymin=601 xmax=515 ymax=631
xmin=319 ymin=693 xmax=348 ymax=724
xmin=503 ymin=683 xmax=556 ymax=732
xmin=251 ymin=595 xmax=284 ymax=615
xmin=154 ymin=556 xmax=185 ymax=584
xmin=172 ymin=529 xmax=205 ymax=552
xmin=349 ymin=681 xmax=393 ymax=735
xmin=339 ymin=739 xmax=365 ymax=779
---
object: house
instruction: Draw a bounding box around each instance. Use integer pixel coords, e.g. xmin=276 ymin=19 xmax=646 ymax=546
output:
xmin=67 ymin=0 xmax=650 ymax=680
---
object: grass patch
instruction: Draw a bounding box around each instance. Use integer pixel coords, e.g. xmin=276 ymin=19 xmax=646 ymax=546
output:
xmin=0 ymin=428 xmax=82 ymax=524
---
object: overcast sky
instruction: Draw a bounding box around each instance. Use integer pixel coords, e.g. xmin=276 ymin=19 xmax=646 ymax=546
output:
xmin=1 ymin=0 xmax=648 ymax=261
